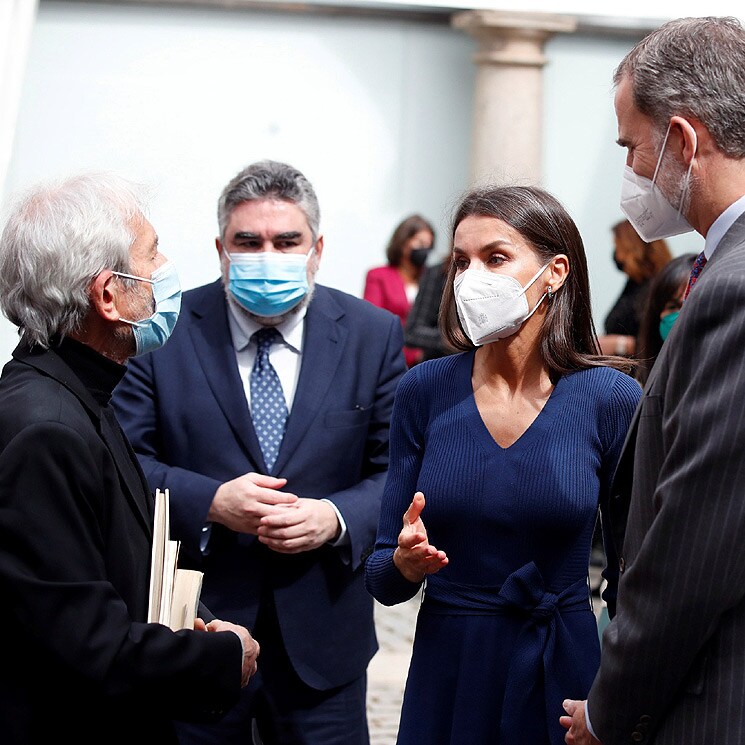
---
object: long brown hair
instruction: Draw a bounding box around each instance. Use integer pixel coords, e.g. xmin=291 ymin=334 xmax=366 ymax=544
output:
xmin=439 ymin=185 xmax=634 ymax=382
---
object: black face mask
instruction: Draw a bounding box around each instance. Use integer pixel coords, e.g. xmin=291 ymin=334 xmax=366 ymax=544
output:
xmin=409 ymin=246 xmax=432 ymax=268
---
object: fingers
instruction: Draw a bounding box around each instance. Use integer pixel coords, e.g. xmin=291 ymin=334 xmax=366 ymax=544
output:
xmin=250 ymin=473 xmax=288 ymax=488
xmin=402 ymin=491 xmax=425 ymax=526
xmin=562 ymin=700 xmax=580 ymax=716
xmin=193 ymin=617 xmax=207 ymax=631
xmin=397 ymin=528 xmax=427 ymax=550
xmin=255 ymin=486 xmax=298 ymax=506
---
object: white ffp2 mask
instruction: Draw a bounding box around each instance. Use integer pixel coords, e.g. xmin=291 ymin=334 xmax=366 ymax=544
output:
xmin=454 ymin=263 xmax=550 ymax=346
xmin=620 ymin=123 xmax=696 ymax=242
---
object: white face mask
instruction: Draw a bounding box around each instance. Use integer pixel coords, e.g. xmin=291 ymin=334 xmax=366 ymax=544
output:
xmin=620 ymin=123 xmax=696 ymax=242
xmin=454 ymin=262 xmax=550 ymax=346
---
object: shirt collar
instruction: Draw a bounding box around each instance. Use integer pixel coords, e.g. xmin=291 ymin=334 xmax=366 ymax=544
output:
xmin=704 ymin=193 xmax=745 ymax=259
xmin=226 ymin=294 xmax=307 ymax=353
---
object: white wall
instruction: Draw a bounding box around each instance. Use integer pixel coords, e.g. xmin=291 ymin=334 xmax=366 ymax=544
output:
xmin=1 ymin=0 xmax=475 ymax=360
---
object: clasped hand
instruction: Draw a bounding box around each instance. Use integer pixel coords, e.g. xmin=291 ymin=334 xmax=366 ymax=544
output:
xmin=393 ymin=491 xmax=449 ymax=583
xmin=209 ymin=472 xmax=339 ymax=553
xmin=194 ymin=617 xmax=260 ymax=687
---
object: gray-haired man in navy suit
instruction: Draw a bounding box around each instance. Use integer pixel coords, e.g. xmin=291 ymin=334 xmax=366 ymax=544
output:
xmin=561 ymin=16 xmax=745 ymax=745
xmin=113 ymin=160 xmax=407 ymax=744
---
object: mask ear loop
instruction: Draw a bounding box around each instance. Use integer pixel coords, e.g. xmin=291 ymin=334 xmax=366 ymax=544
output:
xmin=518 ymin=262 xmax=552 ymax=298
xmin=651 ymin=121 xmax=697 ymax=216
xmin=651 ymin=122 xmax=673 ymax=186
xmin=518 ymin=261 xmax=553 ymax=319
xmin=675 ymin=127 xmax=697 ymax=214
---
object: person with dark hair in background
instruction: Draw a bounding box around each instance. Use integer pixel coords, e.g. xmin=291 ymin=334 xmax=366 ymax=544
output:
xmin=597 ymin=219 xmax=672 ymax=358
xmin=0 ymin=173 xmax=258 ymax=745
xmin=561 ymin=16 xmax=745 ymax=745
xmin=403 ymin=259 xmax=451 ymax=362
xmin=635 ymin=253 xmax=697 ymax=385
xmin=364 ymin=214 xmax=435 ymax=366
xmin=365 ymin=185 xmax=640 ymax=745
xmin=113 ymin=160 xmax=406 ymax=745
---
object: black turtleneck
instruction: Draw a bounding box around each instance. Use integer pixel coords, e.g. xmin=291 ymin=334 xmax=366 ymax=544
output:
xmin=53 ymin=336 xmax=127 ymax=406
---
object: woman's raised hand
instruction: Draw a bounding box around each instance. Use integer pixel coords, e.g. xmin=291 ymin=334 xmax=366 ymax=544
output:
xmin=393 ymin=491 xmax=449 ymax=583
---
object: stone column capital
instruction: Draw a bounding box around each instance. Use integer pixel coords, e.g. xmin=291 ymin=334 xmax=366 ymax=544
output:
xmin=452 ymin=10 xmax=577 ymax=67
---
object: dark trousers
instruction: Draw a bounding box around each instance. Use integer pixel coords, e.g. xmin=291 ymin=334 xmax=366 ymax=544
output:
xmin=174 ymin=596 xmax=370 ymax=745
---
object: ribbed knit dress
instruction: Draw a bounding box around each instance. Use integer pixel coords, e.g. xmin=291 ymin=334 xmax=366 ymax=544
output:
xmin=365 ymin=350 xmax=641 ymax=745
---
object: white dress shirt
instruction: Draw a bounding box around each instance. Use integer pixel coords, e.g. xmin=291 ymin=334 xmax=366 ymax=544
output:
xmin=224 ymin=295 xmax=349 ymax=546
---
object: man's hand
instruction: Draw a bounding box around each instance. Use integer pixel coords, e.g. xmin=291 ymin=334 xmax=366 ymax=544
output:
xmin=560 ymin=699 xmax=602 ymax=745
xmin=208 ymin=472 xmax=298 ymax=534
xmin=206 ymin=619 xmax=260 ymax=687
xmin=393 ymin=492 xmax=448 ymax=583
xmin=257 ymin=498 xmax=340 ymax=553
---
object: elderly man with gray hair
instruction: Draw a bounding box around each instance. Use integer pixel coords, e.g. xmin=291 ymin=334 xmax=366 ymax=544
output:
xmin=561 ymin=16 xmax=745 ymax=745
xmin=0 ymin=173 xmax=258 ymax=745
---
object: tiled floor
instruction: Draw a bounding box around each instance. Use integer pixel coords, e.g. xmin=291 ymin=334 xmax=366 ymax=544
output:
xmin=367 ymin=593 xmax=420 ymax=745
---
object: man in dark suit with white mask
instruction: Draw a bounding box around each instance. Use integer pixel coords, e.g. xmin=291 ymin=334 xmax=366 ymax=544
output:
xmin=561 ymin=15 xmax=745 ymax=745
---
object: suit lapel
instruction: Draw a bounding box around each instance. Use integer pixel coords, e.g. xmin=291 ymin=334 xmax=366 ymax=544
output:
xmin=272 ymin=288 xmax=346 ymax=475
xmin=187 ymin=281 xmax=265 ymax=471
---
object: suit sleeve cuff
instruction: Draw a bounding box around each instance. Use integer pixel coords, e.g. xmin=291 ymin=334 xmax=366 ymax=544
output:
xmin=585 ymin=700 xmax=599 ymax=740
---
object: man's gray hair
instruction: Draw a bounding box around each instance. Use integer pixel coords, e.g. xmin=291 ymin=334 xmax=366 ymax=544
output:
xmin=0 ymin=172 xmax=146 ymax=348
xmin=217 ymin=160 xmax=320 ymax=242
xmin=614 ymin=16 xmax=745 ymax=158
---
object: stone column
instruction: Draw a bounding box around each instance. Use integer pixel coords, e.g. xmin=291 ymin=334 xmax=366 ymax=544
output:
xmin=452 ymin=10 xmax=577 ymax=186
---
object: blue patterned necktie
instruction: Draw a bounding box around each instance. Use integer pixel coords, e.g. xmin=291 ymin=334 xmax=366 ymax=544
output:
xmin=684 ymin=250 xmax=707 ymax=300
xmin=250 ymin=327 xmax=288 ymax=472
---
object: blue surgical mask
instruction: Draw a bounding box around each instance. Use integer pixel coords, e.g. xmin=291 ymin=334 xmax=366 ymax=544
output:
xmin=226 ymin=250 xmax=313 ymax=317
xmin=116 ymin=261 xmax=181 ymax=355
xmin=659 ymin=310 xmax=680 ymax=341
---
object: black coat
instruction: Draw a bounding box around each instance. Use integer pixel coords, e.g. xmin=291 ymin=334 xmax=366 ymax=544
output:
xmin=0 ymin=339 xmax=242 ymax=744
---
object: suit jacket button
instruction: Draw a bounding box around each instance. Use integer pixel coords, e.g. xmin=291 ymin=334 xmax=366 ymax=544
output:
xmin=619 ymin=557 xmax=626 ymax=573
xmin=631 ymin=732 xmax=643 ymax=742
xmin=639 ymin=715 xmax=651 ymax=723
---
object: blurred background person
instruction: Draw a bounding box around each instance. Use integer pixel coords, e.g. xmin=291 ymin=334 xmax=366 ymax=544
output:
xmin=364 ymin=214 xmax=435 ymax=367
xmin=635 ymin=252 xmax=697 ymax=386
xmin=403 ymin=259 xmax=452 ymax=362
xmin=366 ymin=185 xmax=641 ymax=745
xmin=597 ymin=218 xmax=672 ymax=357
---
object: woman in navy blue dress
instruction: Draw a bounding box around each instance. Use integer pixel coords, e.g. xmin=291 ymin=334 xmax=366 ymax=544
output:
xmin=365 ymin=186 xmax=641 ymax=744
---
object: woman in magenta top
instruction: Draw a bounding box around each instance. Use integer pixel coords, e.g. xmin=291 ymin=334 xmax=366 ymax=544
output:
xmin=364 ymin=214 xmax=435 ymax=367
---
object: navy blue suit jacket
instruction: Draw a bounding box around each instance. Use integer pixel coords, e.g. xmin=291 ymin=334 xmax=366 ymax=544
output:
xmin=113 ymin=280 xmax=406 ymax=690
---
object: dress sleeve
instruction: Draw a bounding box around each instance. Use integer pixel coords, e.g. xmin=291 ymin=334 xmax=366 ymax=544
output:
xmin=364 ymin=367 xmax=427 ymax=605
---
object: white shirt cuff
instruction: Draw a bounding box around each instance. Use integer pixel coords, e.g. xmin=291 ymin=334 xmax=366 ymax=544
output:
xmin=321 ymin=499 xmax=349 ymax=546
xmin=585 ymin=700 xmax=598 ymax=740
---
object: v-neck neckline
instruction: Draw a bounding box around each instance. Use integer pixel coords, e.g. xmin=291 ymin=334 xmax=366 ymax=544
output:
xmin=460 ymin=349 xmax=565 ymax=453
